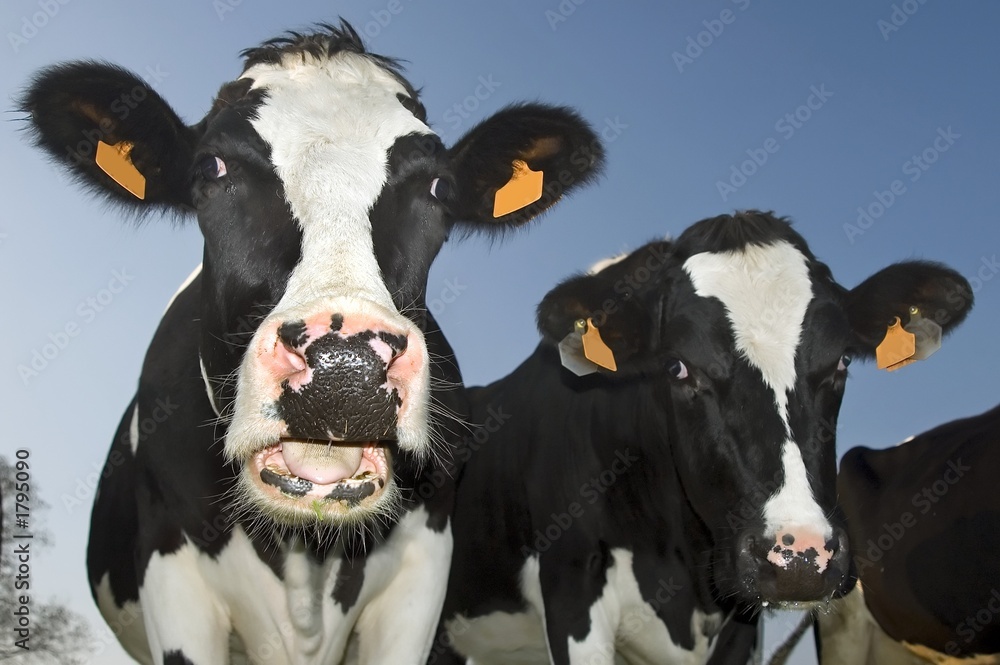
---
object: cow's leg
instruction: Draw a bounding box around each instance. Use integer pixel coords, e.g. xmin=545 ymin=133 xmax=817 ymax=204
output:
xmin=140 ymin=543 xmax=231 ymax=665
xmin=354 ymin=509 xmax=454 ymax=665
xmin=535 ymin=546 xmax=618 ymax=665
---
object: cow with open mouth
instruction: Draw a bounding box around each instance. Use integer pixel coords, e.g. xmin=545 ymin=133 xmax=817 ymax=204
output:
xmin=20 ymin=21 xmax=603 ymax=664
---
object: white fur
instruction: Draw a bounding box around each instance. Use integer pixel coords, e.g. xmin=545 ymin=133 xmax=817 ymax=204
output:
xmin=587 ymin=252 xmax=629 ymax=275
xmin=763 ymin=441 xmax=833 ymax=540
xmin=124 ymin=509 xmax=448 ymax=664
xmin=128 ymin=404 xmax=140 ymax=454
xmin=814 ymin=587 xmax=940 ymax=665
xmin=140 ymin=543 xmax=231 ymax=663
xmin=451 ymin=550 xmax=718 ymax=664
xmin=224 ymin=52 xmax=436 ymax=463
xmin=350 ymin=508 xmax=453 ymax=663
xmin=683 ymin=241 xmax=831 ymax=538
xmin=94 ymin=573 xmax=152 ymax=665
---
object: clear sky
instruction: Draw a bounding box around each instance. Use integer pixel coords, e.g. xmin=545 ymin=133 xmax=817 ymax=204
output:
xmin=2 ymin=1 xmax=998 ymax=663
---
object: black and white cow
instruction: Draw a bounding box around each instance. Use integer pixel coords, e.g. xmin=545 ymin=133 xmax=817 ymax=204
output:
xmin=21 ymin=23 xmax=603 ymax=664
xmin=431 ymin=211 xmax=973 ymax=664
xmin=814 ymin=403 xmax=999 ymax=664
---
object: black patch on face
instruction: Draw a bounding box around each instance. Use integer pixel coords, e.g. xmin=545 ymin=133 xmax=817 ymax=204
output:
xmin=330 ymin=313 xmax=344 ymax=332
xmin=194 ymin=91 xmax=303 ymax=410
xmin=277 ymin=320 xmax=308 ymax=349
xmin=276 ymin=331 xmax=400 ymax=440
xmin=370 ymin=132 xmax=452 ymax=317
xmin=396 ymin=92 xmax=427 ymax=122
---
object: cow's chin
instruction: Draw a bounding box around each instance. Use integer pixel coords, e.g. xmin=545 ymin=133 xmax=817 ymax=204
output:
xmin=239 ymin=439 xmax=397 ymax=526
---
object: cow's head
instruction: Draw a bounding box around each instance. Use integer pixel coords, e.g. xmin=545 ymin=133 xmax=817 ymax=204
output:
xmin=537 ymin=211 xmax=972 ymax=607
xmin=23 ymin=22 xmax=602 ymax=527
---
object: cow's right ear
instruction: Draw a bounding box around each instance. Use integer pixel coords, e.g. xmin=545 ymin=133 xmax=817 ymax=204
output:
xmin=536 ymin=243 xmax=672 ymax=372
xmin=20 ymin=61 xmax=198 ymax=212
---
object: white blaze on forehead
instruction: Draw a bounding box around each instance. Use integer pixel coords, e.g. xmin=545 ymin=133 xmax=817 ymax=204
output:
xmin=244 ymin=52 xmax=435 ymax=312
xmin=682 ymin=240 xmax=812 ymax=423
xmin=683 ymin=240 xmax=831 ymax=539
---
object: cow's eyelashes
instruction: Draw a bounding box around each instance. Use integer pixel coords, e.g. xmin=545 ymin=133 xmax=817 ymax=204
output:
xmin=429 ymin=177 xmax=451 ymax=202
xmin=197 ymin=155 xmax=228 ymax=180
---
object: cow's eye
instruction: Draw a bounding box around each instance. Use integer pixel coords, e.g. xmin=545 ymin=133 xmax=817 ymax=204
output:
xmin=667 ymin=358 xmax=689 ymax=380
xmin=198 ymin=155 xmax=227 ymax=180
xmin=837 ymin=354 xmax=852 ymax=372
xmin=429 ymin=177 xmax=451 ymax=201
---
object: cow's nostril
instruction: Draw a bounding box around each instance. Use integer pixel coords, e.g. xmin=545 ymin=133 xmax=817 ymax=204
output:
xmin=379 ymin=332 xmax=408 ymax=357
xmin=276 ymin=339 xmax=307 ymax=374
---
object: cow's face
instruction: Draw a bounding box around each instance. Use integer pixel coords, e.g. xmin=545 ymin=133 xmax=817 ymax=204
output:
xmin=537 ymin=211 xmax=972 ymax=607
xmin=23 ymin=23 xmax=603 ymax=527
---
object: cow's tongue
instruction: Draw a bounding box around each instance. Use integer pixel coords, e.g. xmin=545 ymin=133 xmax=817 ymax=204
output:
xmin=281 ymin=441 xmax=364 ymax=485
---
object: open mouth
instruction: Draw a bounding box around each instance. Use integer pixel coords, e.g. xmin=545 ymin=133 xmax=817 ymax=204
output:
xmin=249 ymin=438 xmax=393 ymax=512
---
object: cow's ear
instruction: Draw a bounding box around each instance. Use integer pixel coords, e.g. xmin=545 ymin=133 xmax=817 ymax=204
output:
xmin=844 ymin=261 xmax=973 ymax=357
xmin=537 ymin=243 xmax=672 ymax=372
xmin=20 ymin=61 xmax=198 ymax=213
xmin=445 ymin=103 xmax=604 ymax=230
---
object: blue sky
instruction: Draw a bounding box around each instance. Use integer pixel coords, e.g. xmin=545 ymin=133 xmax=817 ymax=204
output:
xmin=2 ymin=1 xmax=998 ymax=663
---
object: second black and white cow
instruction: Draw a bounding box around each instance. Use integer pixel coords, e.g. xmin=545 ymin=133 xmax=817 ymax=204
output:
xmin=815 ymin=403 xmax=1000 ymax=664
xmin=433 ymin=210 xmax=973 ymax=664
xmin=21 ymin=22 xmax=603 ymax=664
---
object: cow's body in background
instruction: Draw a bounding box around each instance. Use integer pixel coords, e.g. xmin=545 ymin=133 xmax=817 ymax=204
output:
xmin=21 ymin=22 xmax=602 ymax=664
xmin=433 ymin=211 xmax=973 ymax=665
xmin=816 ymin=403 xmax=1000 ymax=664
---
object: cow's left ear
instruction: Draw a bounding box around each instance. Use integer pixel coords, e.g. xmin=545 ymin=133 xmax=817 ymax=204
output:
xmin=445 ymin=103 xmax=604 ymax=229
xmin=844 ymin=260 xmax=974 ymax=356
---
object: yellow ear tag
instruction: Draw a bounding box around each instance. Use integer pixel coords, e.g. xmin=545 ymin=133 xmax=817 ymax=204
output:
xmin=876 ymin=317 xmax=916 ymax=371
xmin=581 ymin=318 xmax=617 ymax=372
xmin=492 ymin=159 xmax=543 ymax=218
xmin=95 ymin=140 xmax=146 ymax=200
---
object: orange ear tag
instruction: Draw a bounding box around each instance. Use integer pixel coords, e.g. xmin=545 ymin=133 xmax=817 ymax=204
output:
xmin=492 ymin=159 xmax=543 ymax=218
xmin=95 ymin=140 xmax=146 ymax=200
xmin=876 ymin=317 xmax=916 ymax=371
xmin=581 ymin=318 xmax=617 ymax=372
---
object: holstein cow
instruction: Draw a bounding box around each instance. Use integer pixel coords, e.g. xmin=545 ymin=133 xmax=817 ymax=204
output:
xmin=813 ymin=403 xmax=1000 ymax=664
xmin=21 ymin=23 xmax=603 ymax=664
xmin=432 ymin=211 xmax=973 ymax=664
